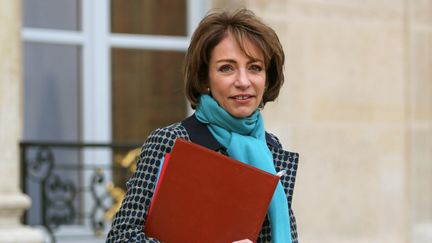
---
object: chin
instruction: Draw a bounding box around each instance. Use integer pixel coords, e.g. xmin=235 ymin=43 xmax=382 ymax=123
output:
xmin=229 ymin=109 xmax=255 ymax=118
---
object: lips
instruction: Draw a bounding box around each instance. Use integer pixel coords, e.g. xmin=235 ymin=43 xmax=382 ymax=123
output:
xmin=230 ymin=95 xmax=254 ymax=100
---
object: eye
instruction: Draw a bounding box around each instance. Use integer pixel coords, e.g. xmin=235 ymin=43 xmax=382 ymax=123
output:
xmin=249 ymin=64 xmax=263 ymax=72
xmin=218 ymin=64 xmax=234 ymax=73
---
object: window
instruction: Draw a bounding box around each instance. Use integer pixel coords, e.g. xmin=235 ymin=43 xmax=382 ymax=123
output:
xmin=22 ymin=0 xmax=207 ymax=241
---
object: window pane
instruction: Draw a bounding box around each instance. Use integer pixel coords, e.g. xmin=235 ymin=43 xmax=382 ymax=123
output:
xmin=112 ymin=48 xmax=186 ymax=142
xmin=111 ymin=0 xmax=187 ymax=36
xmin=112 ymin=48 xmax=186 ymax=189
xmin=24 ymin=43 xmax=81 ymax=141
xmin=23 ymin=43 xmax=81 ymax=225
xmin=23 ymin=0 xmax=81 ymax=30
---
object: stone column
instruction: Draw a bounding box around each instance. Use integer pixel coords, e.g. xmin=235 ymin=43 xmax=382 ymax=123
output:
xmin=0 ymin=0 xmax=43 ymax=242
xmin=408 ymin=1 xmax=432 ymax=242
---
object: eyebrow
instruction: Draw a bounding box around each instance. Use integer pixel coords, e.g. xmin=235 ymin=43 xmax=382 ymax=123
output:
xmin=215 ymin=58 xmax=264 ymax=64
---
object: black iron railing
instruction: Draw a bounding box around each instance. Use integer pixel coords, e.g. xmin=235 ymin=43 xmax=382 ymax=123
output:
xmin=20 ymin=141 xmax=141 ymax=243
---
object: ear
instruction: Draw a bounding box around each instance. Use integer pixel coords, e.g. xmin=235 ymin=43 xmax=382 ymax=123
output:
xmin=202 ymin=80 xmax=211 ymax=94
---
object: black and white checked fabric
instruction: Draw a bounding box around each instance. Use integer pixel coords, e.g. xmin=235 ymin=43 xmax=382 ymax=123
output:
xmin=106 ymin=120 xmax=299 ymax=243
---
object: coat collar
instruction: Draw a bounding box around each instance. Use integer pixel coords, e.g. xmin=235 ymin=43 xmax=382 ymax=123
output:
xmin=181 ymin=114 xmax=280 ymax=151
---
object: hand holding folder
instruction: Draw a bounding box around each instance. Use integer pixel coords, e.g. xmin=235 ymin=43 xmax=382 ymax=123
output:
xmin=144 ymin=138 xmax=279 ymax=243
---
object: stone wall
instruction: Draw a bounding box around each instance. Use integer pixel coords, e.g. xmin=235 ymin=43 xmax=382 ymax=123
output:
xmin=408 ymin=1 xmax=432 ymax=242
xmin=211 ymin=1 xmax=432 ymax=242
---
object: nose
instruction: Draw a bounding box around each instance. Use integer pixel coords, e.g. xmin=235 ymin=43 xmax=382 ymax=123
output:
xmin=234 ymin=68 xmax=251 ymax=89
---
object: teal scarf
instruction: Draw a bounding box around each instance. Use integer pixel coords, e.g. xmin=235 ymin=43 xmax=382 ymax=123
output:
xmin=195 ymin=94 xmax=292 ymax=243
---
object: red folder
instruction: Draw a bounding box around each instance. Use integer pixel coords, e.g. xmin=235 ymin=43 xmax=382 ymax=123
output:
xmin=144 ymin=138 xmax=279 ymax=243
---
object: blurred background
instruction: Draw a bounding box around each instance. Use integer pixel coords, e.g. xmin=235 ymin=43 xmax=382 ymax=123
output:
xmin=0 ymin=0 xmax=431 ymax=242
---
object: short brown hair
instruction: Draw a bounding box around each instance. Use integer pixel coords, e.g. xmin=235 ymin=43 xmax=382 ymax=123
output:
xmin=184 ymin=8 xmax=285 ymax=109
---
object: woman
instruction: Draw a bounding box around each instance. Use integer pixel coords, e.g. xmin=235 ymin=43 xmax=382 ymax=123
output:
xmin=107 ymin=8 xmax=299 ymax=243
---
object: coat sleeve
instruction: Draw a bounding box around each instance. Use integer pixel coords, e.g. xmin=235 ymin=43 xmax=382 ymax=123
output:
xmin=267 ymin=132 xmax=300 ymax=243
xmin=106 ymin=127 xmax=179 ymax=242
xmin=289 ymin=207 xmax=299 ymax=243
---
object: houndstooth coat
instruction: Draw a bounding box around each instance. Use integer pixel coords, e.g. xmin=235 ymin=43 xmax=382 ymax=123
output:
xmin=106 ymin=114 xmax=299 ymax=243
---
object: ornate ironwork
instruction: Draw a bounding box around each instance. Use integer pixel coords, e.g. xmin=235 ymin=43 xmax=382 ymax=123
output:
xmin=45 ymin=173 xmax=76 ymax=229
xmin=20 ymin=141 xmax=141 ymax=243
xmin=27 ymin=146 xmax=54 ymax=182
xmin=90 ymin=168 xmax=111 ymax=236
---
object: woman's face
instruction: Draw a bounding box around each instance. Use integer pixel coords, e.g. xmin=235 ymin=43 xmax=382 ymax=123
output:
xmin=208 ymin=34 xmax=266 ymax=118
